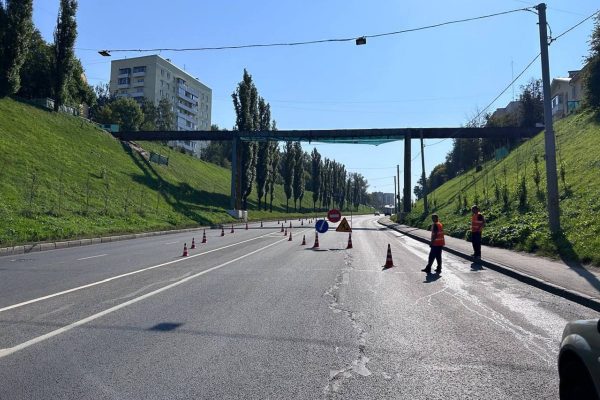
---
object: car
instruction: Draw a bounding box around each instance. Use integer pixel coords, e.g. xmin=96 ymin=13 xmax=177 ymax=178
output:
xmin=558 ymin=318 xmax=600 ymax=399
xmin=374 ymin=211 xmax=380 ymax=216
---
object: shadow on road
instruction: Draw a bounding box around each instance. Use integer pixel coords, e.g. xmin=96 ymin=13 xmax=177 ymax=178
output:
xmin=423 ymin=273 xmax=441 ymax=283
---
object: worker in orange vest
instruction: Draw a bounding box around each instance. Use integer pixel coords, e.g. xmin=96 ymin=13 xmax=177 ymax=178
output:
xmin=470 ymin=205 xmax=486 ymax=259
xmin=422 ymin=214 xmax=445 ymax=274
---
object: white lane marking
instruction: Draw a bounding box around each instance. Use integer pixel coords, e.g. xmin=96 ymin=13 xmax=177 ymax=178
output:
xmin=0 ymin=231 xmax=277 ymax=314
xmin=76 ymin=254 xmax=108 ymax=261
xmin=0 ymin=236 xmax=289 ymax=359
xmin=163 ymin=241 xmax=178 ymax=245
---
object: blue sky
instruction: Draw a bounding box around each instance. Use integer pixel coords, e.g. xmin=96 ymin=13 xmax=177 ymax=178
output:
xmin=33 ymin=1 xmax=598 ymax=196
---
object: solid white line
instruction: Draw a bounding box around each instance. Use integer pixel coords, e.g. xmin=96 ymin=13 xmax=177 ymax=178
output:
xmin=163 ymin=241 xmax=178 ymax=245
xmin=76 ymin=254 xmax=108 ymax=261
xmin=0 ymin=237 xmax=289 ymax=359
xmin=0 ymin=231 xmax=277 ymax=314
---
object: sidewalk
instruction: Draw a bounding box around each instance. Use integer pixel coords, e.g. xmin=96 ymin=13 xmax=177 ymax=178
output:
xmin=379 ymin=218 xmax=600 ymax=312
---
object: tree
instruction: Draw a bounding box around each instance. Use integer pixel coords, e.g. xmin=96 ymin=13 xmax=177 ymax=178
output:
xmin=292 ymin=142 xmax=304 ymax=211
xmin=584 ymin=14 xmax=600 ymax=110
xmin=16 ymin=28 xmax=52 ymax=99
xmin=232 ymin=69 xmax=259 ymax=210
xmin=0 ymin=0 xmax=33 ymax=96
xmin=255 ymin=97 xmax=272 ymax=210
xmin=156 ymin=98 xmax=175 ymax=130
xmin=281 ymin=142 xmax=295 ymax=212
xmin=518 ymin=79 xmax=543 ymax=127
xmin=96 ymin=97 xmax=143 ymax=131
xmin=267 ymin=142 xmax=280 ymax=212
xmin=311 ymin=148 xmax=322 ymax=212
xmin=52 ymin=0 xmax=78 ymax=111
xmin=139 ymin=98 xmax=157 ymax=131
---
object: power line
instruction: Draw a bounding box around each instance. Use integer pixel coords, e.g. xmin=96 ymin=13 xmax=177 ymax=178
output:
xmin=96 ymin=7 xmax=533 ymax=54
xmin=550 ymin=9 xmax=600 ymax=43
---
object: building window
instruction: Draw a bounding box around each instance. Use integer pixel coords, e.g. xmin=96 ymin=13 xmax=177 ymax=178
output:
xmin=118 ymin=68 xmax=131 ymax=75
xmin=133 ymin=66 xmax=146 ymax=73
xmin=118 ymin=77 xmax=130 ymax=85
xmin=167 ymin=72 xmax=171 ymax=79
xmin=161 ymin=69 xmax=164 ymax=77
xmin=136 ymin=78 xmax=144 ymax=83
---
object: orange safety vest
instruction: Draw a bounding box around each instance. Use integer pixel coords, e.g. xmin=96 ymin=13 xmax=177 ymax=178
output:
xmin=432 ymin=222 xmax=445 ymax=246
xmin=471 ymin=213 xmax=484 ymax=233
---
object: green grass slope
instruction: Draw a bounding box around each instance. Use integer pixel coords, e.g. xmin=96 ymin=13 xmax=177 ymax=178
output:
xmin=0 ymin=98 xmax=345 ymax=246
xmin=405 ymin=110 xmax=600 ymax=266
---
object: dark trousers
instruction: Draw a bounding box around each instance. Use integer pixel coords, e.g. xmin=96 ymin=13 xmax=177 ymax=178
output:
xmin=426 ymin=246 xmax=443 ymax=271
xmin=472 ymin=231 xmax=482 ymax=257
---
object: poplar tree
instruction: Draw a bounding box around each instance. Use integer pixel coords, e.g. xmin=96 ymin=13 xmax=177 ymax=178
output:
xmin=267 ymin=140 xmax=280 ymax=212
xmin=53 ymin=0 xmax=78 ymax=111
xmin=311 ymin=148 xmax=322 ymax=212
xmin=255 ymin=97 xmax=272 ymax=210
xmin=0 ymin=0 xmax=33 ymax=96
xmin=232 ymin=69 xmax=259 ymax=210
xmin=292 ymin=142 xmax=304 ymax=211
xmin=281 ymin=142 xmax=295 ymax=212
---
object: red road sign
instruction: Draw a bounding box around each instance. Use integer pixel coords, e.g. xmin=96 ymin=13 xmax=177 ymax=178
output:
xmin=327 ymin=209 xmax=341 ymax=223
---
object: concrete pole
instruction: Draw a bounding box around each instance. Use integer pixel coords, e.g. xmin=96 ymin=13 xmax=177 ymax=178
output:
xmin=393 ymin=176 xmax=397 ymax=215
xmin=537 ymin=3 xmax=561 ymax=234
xmin=420 ymin=130 xmax=428 ymax=216
xmin=403 ymin=132 xmax=412 ymax=212
xmin=396 ymin=164 xmax=401 ymax=214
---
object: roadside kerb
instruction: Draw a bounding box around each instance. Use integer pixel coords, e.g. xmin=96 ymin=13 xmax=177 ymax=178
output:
xmin=379 ymin=219 xmax=600 ymax=313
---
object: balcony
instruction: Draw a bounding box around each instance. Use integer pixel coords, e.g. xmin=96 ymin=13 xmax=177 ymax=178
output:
xmin=177 ymin=101 xmax=198 ymax=114
xmin=132 ymin=71 xmax=145 ymax=77
xmin=177 ymin=110 xmax=197 ymax=124
xmin=177 ymin=83 xmax=199 ymax=98
xmin=117 ymin=83 xmax=130 ymax=89
xmin=132 ymin=80 xmax=145 ymax=87
xmin=118 ymin=72 xmax=130 ymax=79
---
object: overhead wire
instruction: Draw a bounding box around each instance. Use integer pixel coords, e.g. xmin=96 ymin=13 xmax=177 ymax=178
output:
xmin=95 ymin=7 xmax=534 ymax=54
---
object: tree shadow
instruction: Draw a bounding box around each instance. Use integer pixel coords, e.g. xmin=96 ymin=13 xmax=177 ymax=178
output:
xmin=553 ymin=231 xmax=600 ymax=292
xmin=121 ymin=141 xmax=230 ymax=224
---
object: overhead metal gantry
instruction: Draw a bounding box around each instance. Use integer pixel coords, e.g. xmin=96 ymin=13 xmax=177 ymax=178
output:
xmin=112 ymin=126 xmax=543 ymax=212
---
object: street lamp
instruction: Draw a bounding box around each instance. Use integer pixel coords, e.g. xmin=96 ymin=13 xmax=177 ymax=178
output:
xmin=355 ymin=36 xmax=367 ymax=46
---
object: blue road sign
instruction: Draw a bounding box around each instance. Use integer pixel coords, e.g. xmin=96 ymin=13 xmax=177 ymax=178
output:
xmin=315 ymin=219 xmax=329 ymax=234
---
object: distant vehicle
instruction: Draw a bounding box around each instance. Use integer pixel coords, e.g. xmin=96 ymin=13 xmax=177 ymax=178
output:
xmin=558 ymin=319 xmax=600 ymax=399
xmin=383 ymin=205 xmax=394 ymax=216
xmin=374 ymin=211 xmax=380 ymax=216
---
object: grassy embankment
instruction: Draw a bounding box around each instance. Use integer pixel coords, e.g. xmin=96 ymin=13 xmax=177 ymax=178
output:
xmin=404 ymin=110 xmax=600 ymax=266
xmin=0 ymin=98 xmax=366 ymax=246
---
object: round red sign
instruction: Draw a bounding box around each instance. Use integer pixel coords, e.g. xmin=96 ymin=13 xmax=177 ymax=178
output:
xmin=327 ymin=209 xmax=341 ymax=223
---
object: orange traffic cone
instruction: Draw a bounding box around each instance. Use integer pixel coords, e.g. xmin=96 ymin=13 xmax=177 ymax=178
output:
xmin=245 ymin=222 xmax=248 ymax=230
xmin=312 ymin=232 xmax=320 ymax=249
xmin=284 ymin=228 xmax=288 ymax=236
xmin=230 ymin=224 xmax=234 ymax=233
xmin=191 ymin=238 xmax=196 ymax=249
xmin=202 ymin=229 xmax=207 ymax=243
xmin=261 ymin=221 xmax=263 ymax=227
xmin=301 ymin=220 xmax=304 ymax=226
xmin=383 ymin=244 xmax=395 ymax=268
xmin=221 ymin=227 xmax=225 ymax=236
xmin=182 ymin=243 xmax=189 ymax=257
xmin=301 ymin=235 xmax=306 ymax=246
xmin=289 ymin=221 xmax=292 ymax=228
xmin=346 ymin=233 xmax=353 ymax=249
xmin=288 ymin=230 xmax=292 ymax=241
xmin=280 ymin=224 xmax=284 ymax=233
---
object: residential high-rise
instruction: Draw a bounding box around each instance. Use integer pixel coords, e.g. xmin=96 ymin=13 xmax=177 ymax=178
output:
xmin=109 ymin=54 xmax=212 ymax=157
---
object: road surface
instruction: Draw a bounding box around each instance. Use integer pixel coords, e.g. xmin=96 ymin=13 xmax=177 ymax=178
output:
xmin=0 ymin=215 xmax=595 ymax=399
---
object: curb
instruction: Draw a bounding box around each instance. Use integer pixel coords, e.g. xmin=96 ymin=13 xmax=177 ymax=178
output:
xmin=0 ymin=216 xmax=320 ymax=258
xmin=379 ymin=220 xmax=600 ymax=313
xmin=0 ymin=226 xmax=207 ymax=258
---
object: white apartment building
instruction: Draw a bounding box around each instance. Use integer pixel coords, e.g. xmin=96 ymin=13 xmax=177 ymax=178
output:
xmin=109 ymin=55 xmax=212 ymax=157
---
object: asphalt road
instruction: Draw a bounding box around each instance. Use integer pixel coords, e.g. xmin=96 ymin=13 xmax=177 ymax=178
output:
xmin=0 ymin=215 xmax=596 ymax=399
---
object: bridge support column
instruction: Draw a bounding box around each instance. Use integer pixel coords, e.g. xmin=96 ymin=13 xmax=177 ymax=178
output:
xmin=230 ymin=136 xmax=241 ymax=210
xmin=403 ymin=133 xmax=412 ymax=213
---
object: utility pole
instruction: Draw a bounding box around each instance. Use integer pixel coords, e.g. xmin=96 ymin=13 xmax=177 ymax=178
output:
xmin=537 ymin=3 xmax=561 ymax=235
xmin=420 ymin=130 xmax=428 ymax=216
xmin=403 ymin=132 xmax=412 ymax=212
xmin=393 ymin=175 xmax=398 ymax=216
xmin=396 ymin=164 xmax=401 ymax=215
